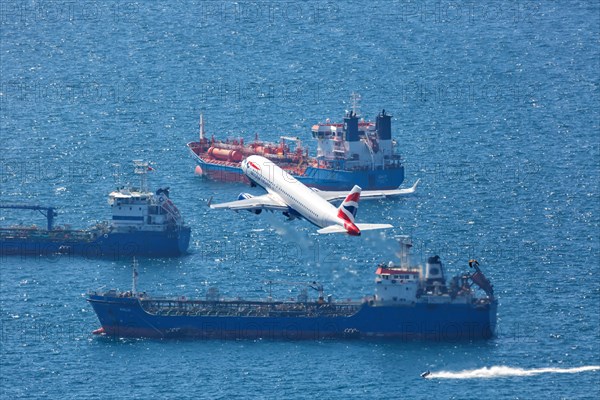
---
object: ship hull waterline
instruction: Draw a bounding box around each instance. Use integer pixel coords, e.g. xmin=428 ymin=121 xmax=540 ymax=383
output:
xmin=88 ymin=295 xmax=497 ymax=341
xmin=1 ymin=228 xmax=191 ymax=258
xmin=190 ymin=151 xmax=405 ymax=191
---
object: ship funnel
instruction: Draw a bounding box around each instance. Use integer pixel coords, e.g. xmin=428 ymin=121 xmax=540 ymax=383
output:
xmin=425 ymin=255 xmax=445 ymax=282
xmin=344 ymin=111 xmax=359 ymax=142
xmin=376 ymin=110 xmax=392 ymax=141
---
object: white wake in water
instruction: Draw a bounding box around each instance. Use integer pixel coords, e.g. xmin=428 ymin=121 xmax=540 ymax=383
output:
xmin=427 ymin=365 xmax=600 ymax=379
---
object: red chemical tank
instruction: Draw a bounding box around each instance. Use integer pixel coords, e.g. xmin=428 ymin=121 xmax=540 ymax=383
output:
xmin=207 ymin=147 xmax=243 ymax=162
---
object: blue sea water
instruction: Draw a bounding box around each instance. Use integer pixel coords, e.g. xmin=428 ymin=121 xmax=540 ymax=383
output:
xmin=1 ymin=0 xmax=599 ymax=398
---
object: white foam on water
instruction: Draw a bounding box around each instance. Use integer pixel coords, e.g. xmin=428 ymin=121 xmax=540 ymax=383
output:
xmin=426 ymin=365 xmax=600 ymax=379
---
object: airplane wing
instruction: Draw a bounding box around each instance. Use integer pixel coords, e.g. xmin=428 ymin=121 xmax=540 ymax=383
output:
xmin=314 ymin=179 xmax=420 ymax=203
xmin=209 ymin=193 xmax=289 ymax=212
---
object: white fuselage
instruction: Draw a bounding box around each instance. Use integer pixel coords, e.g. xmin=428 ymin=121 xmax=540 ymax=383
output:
xmin=241 ymin=155 xmax=343 ymax=229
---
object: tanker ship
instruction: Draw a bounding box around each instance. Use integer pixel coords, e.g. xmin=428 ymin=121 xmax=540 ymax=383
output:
xmin=88 ymin=237 xmax=497 ymax=340
xmin=0 ymin=161 xmax=191 ymax=257
xmin=187 ymin=96 xmax=405 ymax=190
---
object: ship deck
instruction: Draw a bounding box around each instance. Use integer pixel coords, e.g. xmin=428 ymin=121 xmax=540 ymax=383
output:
xmin=0 ymin=226 xmax=99 ymax=242
xmin=140 ymin=298 xmax=362 ymax=318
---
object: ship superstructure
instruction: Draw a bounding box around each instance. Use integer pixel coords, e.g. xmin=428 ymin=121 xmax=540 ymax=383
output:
xmin=107 ymin=161 xmax=186 ymax=237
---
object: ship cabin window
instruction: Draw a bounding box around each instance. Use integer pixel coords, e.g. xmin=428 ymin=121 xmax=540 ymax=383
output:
xmin=383 ymin=275 xmax=389 ymax=280
xmin=393 ymin=297 xmax=397 ymax=301
xmin=393 ymin=275 xmax=398 ymax=279
xmin=391 ymin=280 xmax=397 ymax=284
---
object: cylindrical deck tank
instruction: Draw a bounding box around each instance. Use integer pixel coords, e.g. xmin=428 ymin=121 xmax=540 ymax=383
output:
xmin=207 ymin=147 xmax=243 ymax=162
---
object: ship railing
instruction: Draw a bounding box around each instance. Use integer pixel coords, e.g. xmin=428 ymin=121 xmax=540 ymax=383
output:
xmin=0 ymin=227 xmax=98 ymax=242
xmin=139 ymin=298 xmax=360 ymax=318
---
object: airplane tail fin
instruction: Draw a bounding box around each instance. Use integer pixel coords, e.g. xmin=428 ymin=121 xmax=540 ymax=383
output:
xmin=319 ymin=185 xmax=391 ymax=236
xmin=337 ymin=185 xmax=361 ymax=224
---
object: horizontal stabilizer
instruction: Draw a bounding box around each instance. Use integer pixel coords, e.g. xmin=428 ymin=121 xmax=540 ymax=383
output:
xmin=355 ymin=223 xmax=393 ymax=231
xmin=316 ymin=223 xmax=393 ymax=234
xmin=316 ymin=225 xmax=348 ymax=234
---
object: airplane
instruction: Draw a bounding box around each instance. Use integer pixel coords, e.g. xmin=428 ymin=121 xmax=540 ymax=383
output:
xmin=208 ymin=155 xmax=419 ymax=236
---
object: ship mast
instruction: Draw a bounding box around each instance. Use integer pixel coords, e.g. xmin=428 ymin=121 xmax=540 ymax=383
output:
xmin=397 ymin=235 xmax=413 ymax=269
xmin=350 ymin=92 xmax=361 ymax=116
xmin=133 ymin=160 xmax=150 ymax=193
xmin=132 ymin=257 xmax=139 ymax=296
xmin=112 ymin=163 xmax=121 ymax=189
xmin=199 ymin=113 xmax=205 ymax=141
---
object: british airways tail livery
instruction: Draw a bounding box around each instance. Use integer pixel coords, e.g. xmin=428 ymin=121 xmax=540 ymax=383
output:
xmin=339 ymin=186 xmax=360 ymax=223
xmin=209 ymin=155 xmax=417 ymax=235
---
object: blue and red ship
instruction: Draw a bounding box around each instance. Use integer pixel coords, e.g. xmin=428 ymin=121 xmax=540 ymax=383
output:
xmin=187 ymin=97 xmax=405 ymax=190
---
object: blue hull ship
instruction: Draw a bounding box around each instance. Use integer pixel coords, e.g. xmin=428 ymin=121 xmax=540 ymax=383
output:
xmin=88 ymin=238 xmax=497 ymax=340
xmin=87 ymin=295 xmax=496 ymax=340
xmin=1 ymin=161 xmax=191 ymax=258
xmin=187 ymin=97 xmax=406 ymax=191
xmin=190 ymin=158 xmax=405 ymax=191
xmin=1 ymin=229 xmax=191 ymax=258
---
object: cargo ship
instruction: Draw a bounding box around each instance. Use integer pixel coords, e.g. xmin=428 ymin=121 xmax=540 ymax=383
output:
xmin=187 ymin=96 xmax=405 ymax=190
xmin=0 ymin=161 xmax=191 ymax=257
xmin=88 ymin=237 xmax=497 ymax=340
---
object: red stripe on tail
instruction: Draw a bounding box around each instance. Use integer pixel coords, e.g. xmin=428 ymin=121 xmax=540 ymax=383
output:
xmin=344 ymin=192 xmax=360 ymax=203
xmin=338 ymin=208 xmax=353 ymax=223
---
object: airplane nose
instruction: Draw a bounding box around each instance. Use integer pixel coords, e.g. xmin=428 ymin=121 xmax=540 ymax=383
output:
xmin=345 ymin=223 xmax=361 ymax=236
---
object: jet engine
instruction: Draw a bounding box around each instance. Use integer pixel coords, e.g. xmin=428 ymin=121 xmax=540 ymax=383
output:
xmin=282 ymin=207 xmax=302 ymax=221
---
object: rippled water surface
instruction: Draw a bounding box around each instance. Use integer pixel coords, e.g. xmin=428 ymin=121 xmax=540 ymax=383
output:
xmin=1 ymin=1 xmax=599 ymax=399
